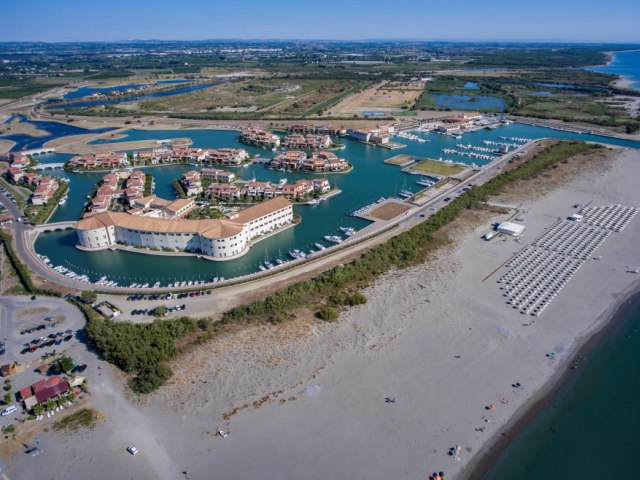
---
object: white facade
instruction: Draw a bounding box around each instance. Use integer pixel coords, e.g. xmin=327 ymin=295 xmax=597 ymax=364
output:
xmin=497 ymin=222 xmax=526 ymax=237
xmin=76 ymin=198 xmax=293 ymax=260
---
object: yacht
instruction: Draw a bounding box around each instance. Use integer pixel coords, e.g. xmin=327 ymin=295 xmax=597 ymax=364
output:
xmin=399 ymin=190 xmax=413 ymax=198
xmin=339 ymin=227 xmax=356 ymax=237
xmin=264 ymin=260 xmax=275 ymax=269
xmin=324 ymin=235 xmax=342 ymax=244
xmin=259 ymin=264 xmax=267 ymax=271
xmin=153 ymin=282 xmax=160 ymax=289
xmin=314 ymin=242 xmax=326 ymax=251
xmin=289 ymin=249 xmax=301 ymax=259
xmin=275 ymin=258 xmax=284 ymax=266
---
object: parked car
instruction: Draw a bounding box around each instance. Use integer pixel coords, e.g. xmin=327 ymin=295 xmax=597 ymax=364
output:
xmin=127 ymin=445 xmax=139 ymax=455
xmin=1 ymin=405 xmax=16 ymax=416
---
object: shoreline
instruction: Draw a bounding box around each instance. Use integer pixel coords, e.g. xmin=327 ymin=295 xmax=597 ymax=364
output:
xmin=587 ymin=50 xmax=640 ymax=91
xmin=463 ymin=280 xmax=640 ymax=480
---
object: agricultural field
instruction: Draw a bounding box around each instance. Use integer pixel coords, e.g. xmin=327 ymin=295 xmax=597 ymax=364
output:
xmin=0 ymin=76 xmax=68 ymax=99
xmin=325 ymin=80 xmax=425 ymax=117
xmin=136 ymin=78 xmax=344 ymax=115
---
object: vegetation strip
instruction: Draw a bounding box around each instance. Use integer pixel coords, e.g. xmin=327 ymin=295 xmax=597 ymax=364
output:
xmin=0 ymin=231 xmax=61 ymax=296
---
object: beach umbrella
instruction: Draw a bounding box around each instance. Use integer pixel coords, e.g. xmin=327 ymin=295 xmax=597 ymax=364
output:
xmin=489 ymin=404 xmax=496 ymax=410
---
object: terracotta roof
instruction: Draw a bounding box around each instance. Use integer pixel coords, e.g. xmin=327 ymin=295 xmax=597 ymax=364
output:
xmin=19 ymin=386 xmax=32 ymax=400
xmin=35 ymin=381 xmax=70 ymax=404
xmin=225 ymin=197 xmax=291 ymax=224
xmin=76 ymin=211 xmax=243 ymax=240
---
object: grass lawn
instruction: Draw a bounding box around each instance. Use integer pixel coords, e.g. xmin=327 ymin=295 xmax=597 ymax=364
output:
xmin=384 ymin=154 xmax=418 ymax=166
xmin=407 ymin=159 xmax=465 ymax=176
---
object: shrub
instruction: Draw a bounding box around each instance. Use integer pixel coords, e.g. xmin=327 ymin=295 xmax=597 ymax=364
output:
xmin=80 ymin=290 xmax=97 ymax=304
xmin=56 ymin=355 xmax=74 ymax=374
xmin=131 ymin=363 xmax=173 ymax=394
xmin=317 ymin=306 xmax=339 ymax=322
xmin=348 ymin=292 xmax=368 ymax=306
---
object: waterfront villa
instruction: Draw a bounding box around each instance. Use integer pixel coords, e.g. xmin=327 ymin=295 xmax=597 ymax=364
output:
xmin=134 ymin=146 xmax=249 ymax=165
xmin=282 ymin=133 xmax=332 ymax=150
xmin=180 ymin=171 xmax=203 ymax=196
xmin=200 ymin=168 xmax=236 ymax=183
xmin=238 ymin=129 xmax=281 ymax=149
xmin=348 ymin=124 xmax=395 ymax=144
xmin=88 ymin=170 xmax=146 ymax=213
xmin=288 ymin=124 xmax=345 ymax=136
xmin=269 ymin=150 xmax=349 ymax=172
xmin=208 ymin=178 xmax=330 ymax=201
xmin=76 ymin=197 xmax=294 ymax=260
xmin=129 ymin=196 xmax=194 ymax=219
xmin=31 ymin=177 xmax=59 ymax=205
xmin=67 ymin=152 xmax=129 ymax=169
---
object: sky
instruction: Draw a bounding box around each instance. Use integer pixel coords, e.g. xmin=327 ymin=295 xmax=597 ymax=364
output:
xmin=0 ymin=0 xmax=639 ymax=43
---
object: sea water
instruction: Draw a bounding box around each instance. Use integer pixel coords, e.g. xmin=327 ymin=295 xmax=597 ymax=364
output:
xmin=483 ymin=295 xmax=640 ymax=479
xmin=587 ymin=50 xmax=640 ymax=89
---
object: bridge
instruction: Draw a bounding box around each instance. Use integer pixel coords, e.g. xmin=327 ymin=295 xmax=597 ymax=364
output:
xmin=21 ymin=148 xmax=56 ymax=155
xmin=31 ymin=221 xmax=76 ymax=233
xmin=32 ymin=163 xmax=65 ymax=171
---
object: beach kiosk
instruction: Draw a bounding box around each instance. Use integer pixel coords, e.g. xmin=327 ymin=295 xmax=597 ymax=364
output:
xmin=497 ymin=221 xmax=526 ymax=237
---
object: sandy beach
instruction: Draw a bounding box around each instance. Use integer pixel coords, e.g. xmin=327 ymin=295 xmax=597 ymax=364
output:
xmin=6 ymin=147 xmax=640 ymax=479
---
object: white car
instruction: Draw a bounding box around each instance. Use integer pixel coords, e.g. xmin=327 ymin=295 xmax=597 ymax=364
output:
xmin=127 ymin=445 xmax=139 ymax=455
xmin=219 ymin=430 xmax=228 ymax=438
xmin=1 ymin=405 xmax=16 ymax=416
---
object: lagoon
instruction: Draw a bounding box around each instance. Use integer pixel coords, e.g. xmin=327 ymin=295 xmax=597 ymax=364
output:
xmin=49 ymin=82 xmax=222 ymax=110
xmin=432 ymin=94 xmax=505 ymax=112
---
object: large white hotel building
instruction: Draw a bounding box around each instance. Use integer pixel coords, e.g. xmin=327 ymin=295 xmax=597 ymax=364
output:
xmin=75 ymin=197 xmax=293 ymax=260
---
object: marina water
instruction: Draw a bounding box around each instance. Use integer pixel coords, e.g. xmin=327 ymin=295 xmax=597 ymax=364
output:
xmin=31 ymin=123 xmax=640 ymax=286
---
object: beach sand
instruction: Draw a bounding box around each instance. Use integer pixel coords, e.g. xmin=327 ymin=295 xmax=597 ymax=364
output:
xmin=7 ymin=147 xmax=640 ymax=480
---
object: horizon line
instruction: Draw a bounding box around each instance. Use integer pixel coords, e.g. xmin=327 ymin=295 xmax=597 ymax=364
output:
xmin=1 ymin=38 xmax=640 ymax=45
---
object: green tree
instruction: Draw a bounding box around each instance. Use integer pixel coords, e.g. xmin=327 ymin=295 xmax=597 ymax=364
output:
xmin=57 ymin=355 xmax=74 ymax=374
xmin=154 ymin=306 xmax=168 ymax=317
xmin=80 ymin=290 xmax=97 ymax=304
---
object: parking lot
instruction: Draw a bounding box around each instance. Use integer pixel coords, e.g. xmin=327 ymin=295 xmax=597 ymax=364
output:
xmin=125 ymin=290 xmax=213 ymax=317
xmin=0 ymin=296 xmax=88 ymax=430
